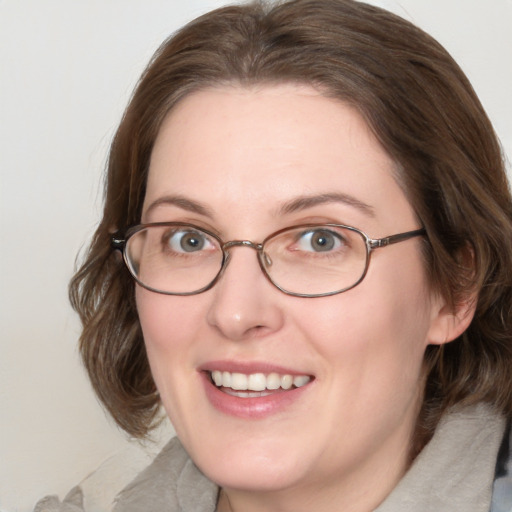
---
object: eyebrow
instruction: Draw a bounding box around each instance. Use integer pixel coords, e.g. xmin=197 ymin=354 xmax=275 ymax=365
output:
xmin=145 ymin=191 xmax=375 ymax=221
xmin=278 ymin=192 xmax=375 ymax=217
xmin=145 ymin=195 xmax=215 ymax=219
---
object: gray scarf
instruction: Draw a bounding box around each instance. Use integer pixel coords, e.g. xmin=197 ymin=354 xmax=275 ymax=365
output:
xmin=34 ymin=404 xmax=511 ymax=512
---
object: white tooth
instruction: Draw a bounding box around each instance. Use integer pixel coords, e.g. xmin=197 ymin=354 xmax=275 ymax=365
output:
xmin=215 ymin=370 xmax=310 ymax=392
xmin=281 ymin=374 xmax=293 ymax=390
xmin=267 ymin=373 xmax=281 ymax=390
xmin=222 ymin=371 xmax=231 ymax=388
xmin=231 ymin=372 xmax=248 ymax=390
xmin=212 ymin=370 xmax=223 ymax=386
xmin=248 ymin=373 xmax=266 ymax=391
xmin=293 ymin=375 xmax=310 ymax=388
xmin=224 ymin=390 xmax=273 ymax=398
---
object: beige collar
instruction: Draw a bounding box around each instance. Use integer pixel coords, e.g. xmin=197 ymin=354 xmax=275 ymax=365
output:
xmin=112 ymin=404 xmax=505 ymax=512
xmin=376 ymin=403 xmax=506 ymax=512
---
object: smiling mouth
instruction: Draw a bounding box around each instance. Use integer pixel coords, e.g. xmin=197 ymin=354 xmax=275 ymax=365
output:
xmin=209 ymin=370 xmax=312 ymax=397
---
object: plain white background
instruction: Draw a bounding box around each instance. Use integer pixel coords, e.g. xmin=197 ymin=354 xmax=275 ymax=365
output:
xmin=1 ymin=1 xmax=511 ymax=511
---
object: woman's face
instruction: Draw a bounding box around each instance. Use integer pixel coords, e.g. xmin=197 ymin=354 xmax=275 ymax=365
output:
xmin=137 ymin=84 xmax=448 ymax=506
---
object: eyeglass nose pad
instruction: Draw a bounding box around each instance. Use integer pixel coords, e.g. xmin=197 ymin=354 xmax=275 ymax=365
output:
xmin=263 ymin=253 xmax=273 ymax=267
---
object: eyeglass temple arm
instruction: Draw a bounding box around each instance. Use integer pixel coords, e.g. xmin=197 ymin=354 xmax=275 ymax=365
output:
xmin=368 ymin=228 xmax=426 ymax=249
xmin=111 ymin=233 xmax=125 ymax=251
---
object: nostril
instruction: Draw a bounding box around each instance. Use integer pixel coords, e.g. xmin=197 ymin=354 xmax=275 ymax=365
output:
xmin=245 ymin=324 xmax=270 ymax=338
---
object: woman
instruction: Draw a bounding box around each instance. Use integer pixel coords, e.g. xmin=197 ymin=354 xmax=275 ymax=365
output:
xmin=35 ymin=0 xmax=512 ymax=510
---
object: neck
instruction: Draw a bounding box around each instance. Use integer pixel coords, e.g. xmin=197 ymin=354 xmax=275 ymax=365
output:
xmin=216 ymin=449 xmax=410 ymax=512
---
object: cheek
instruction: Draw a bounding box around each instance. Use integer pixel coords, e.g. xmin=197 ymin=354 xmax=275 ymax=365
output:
xmin=300 ymin=285 xmax=430 ymax=353
xmin=136 ymin=288 xmax=201 ymax=346
xmin=298 ymin=251 xmax=433 ymax=383
xmin=135 ymin=287 xmax=208 ymax=427
xmin=135 ymin=287 xmax=205 ymax=385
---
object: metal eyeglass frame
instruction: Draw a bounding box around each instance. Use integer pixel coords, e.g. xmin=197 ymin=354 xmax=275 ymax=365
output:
xmin=111 ymin=222 xmax=426 ymax=298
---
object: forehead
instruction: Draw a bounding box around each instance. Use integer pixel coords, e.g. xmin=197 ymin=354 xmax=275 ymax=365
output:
xmin=144 ymin=84 xmax=416 ymax=233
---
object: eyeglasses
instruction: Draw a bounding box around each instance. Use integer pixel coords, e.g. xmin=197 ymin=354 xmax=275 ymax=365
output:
xmin=111 ymin=222 xmax=426 ymax=298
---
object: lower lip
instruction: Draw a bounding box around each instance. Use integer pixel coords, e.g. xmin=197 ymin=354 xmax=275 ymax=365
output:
xmin=201 ymin=372 xmax=312 ymax=419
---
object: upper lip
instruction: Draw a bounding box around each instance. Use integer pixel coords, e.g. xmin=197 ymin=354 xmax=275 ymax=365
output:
xmin=198 ymin=360 xmax=313 ymax=376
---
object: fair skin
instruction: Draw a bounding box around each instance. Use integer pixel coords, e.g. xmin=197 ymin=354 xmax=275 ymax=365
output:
xmin=136 ymin=84 xmax=468 ymax=512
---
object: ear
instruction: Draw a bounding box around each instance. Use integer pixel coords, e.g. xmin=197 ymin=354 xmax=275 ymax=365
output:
xmin=427 ymin=292 xmax=477 ymax=346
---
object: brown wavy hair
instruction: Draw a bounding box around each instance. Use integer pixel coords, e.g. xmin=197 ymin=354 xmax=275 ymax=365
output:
xmin=70 ymin=0 xmax=512 ymax=442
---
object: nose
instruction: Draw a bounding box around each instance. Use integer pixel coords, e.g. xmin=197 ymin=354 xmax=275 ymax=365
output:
xmin=206 ymin=245 xmax=285 ymax=341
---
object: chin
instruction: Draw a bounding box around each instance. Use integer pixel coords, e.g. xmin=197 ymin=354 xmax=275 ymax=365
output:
xmin=199 ymin=455 xmax=304 ymax=493
xmin=182 ymin=430 xmax=309 ymax=492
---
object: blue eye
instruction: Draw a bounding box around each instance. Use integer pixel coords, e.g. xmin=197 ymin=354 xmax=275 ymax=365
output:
xmin=165 ymin=230 xmax=213 ymax=253
xmin=297 ymin=229 xmax=343 ymax=252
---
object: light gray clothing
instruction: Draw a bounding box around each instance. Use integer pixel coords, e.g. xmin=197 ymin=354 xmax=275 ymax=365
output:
xmin=34 ymin=404 xmax=512 ymax=512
